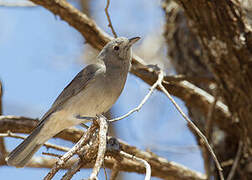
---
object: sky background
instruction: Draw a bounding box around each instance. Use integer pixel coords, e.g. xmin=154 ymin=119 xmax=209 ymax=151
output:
xmin=0 ymin=0 xmax=204 ymax=179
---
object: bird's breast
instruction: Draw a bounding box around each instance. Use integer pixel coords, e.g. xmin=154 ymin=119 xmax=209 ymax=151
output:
xmin=62 ymin=71 xmax=127 ymax=119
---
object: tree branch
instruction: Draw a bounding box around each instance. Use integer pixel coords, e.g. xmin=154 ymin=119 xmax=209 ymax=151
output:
xmin=0 ymin=132 xmax=70 ymax=152
xmin=158 ymin=71 xmax=224 ymax=180
xmin=89 ymin=116 xmax=108 ymax=180
xmin=105 ymin=0 xmax=117 ymax=38
xmin=44 ymin=122 xmax=97 ymax=180
xmin=0 ymin=82 xmax=7 ymax=159
xmin=2 ymin=116 xmax=206 ymax=180
xmin=0 ymin=115 xmax=83 ymax=143
xmin=119 ymin=151 xmax=151 ymax=180
xmin=109 ymin=161 xmax=119 ymax=180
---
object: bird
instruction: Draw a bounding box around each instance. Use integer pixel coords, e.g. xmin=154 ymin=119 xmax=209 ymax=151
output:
xmin=6 ymin=36 xmax=140 ymax=167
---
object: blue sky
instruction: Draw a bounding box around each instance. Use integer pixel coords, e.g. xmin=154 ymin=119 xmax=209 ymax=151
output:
xmin=0 ymin=0 xmax=204 ymax=179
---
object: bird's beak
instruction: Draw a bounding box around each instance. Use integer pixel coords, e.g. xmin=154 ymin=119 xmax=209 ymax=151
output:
xmin=128 ymin=37 xmax=141 ymax=46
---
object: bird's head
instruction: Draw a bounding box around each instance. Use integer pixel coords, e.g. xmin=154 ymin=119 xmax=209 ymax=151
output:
xmin=98 ymin=37 xmax=140 ymax=62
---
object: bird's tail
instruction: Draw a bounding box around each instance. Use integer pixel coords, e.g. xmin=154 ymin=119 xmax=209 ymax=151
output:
xmin=6 ymin=123 xmax=45 ymax=168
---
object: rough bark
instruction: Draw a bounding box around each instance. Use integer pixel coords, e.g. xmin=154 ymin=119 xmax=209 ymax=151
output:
xmin=163 ymin=0 xmax=252 ymax=179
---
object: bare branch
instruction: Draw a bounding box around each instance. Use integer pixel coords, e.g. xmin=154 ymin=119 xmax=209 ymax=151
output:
xmin=109 ymin=66 xmax=162 ymax=122
xmin=61 ymin=141 xmax=99 ymax=180
xmin=227 ymin=141 xmax=243 ymax=180
xmin=44 ymin=123 xmax=97 ymax=180
xmin=203 ymin=89 xmax=219 ymax=178
xmin=89 ymin=116 xmax=108 ymax=180
xmin=163 ymin=75 xmax=215 ymax=84
xmin=109 ymin=161 xmax=120 ymax=180
xmin=205 ymin=89 xmax=219 ymax=140
xmin=0 ymin=115 xmax=83 ymax=143
xmin=103 ymin=165 xmax=108 ymax=180
xmin=0 ymin=138 xmax=7 ymax=158
xmin=105 ymin=0 xmax=117 ymax=38
xmin=120 ymin=151 xmax=151 ymax=180
xmin=0 ymin=132 xmax=70 ymax=152
xmin=42 ymin=152 xmax=62 ymax=158
xmin=61 ymin=160 xmax=82 ymax=180
xmin=1 ymin=115 xmax=206 ymax=180
xmin=0 ymin=0 xmax=36 ymax=7
xmin=158 ymin=71 xmax=224 ymax=180
xmin=0 ymin=80 xmax=2 ymax=114
xmin=0 ymin=82 xmax=7 ymax=159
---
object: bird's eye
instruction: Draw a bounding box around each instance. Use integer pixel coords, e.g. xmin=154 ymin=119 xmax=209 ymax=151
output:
xmin=113 ymin=46 xmax=119 ymax=51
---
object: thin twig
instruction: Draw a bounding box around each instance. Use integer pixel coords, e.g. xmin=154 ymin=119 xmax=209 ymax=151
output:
xmin=0 ymin=0 xmax=36 ymax=7
xmin=105 ymin=0 xmax=117 ymax=38
xmin=119 ymin=151 xmax=151 ymax=180
xmin=61 ymin=160 xmax=83 ymax=180
xmin=203 ymin=89 xmax=219 ymax=179
xmin=163 ymin=74 xmax=215 ymax=84
xmin=89 ymin=116 xmax=108 ymax=180
xmin=109 ymin=161 xmax=120 ymax=180
xmin=158 ymin=71 xmax=224 ymax=180
xmin=205 ymin=89 xmax=219 ymax=140
xmin=0 ymin=82 xmax=5 ymax=159
xmin=227 ymin=141 xmax=243 ymax=180
xmin=44 ymin=124 xmax=97 ymax=180
xmin=61 ymin=141 xmax=95 ymax=180
xmin=109 ymin=71 xmax=163 ymax=122
xmin=103 ymin=164 xmax=108 ymax=180
xmin=0 ymin=132 xmax=70 ymax=152
xmin=0 ymin=138 xmax=7 ymax=158
xmin=0 ymin=80 xmax=2 ymax=115
xmin=42 ymin=152 xmax=62 ymax=158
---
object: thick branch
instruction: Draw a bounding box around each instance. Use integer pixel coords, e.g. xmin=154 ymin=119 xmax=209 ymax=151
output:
xmin=0 ymin=115 xmax=83 ymax=143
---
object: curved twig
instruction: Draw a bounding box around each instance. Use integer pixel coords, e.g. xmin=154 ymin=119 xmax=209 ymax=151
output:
xmin=119 ymin=151 xmax=151 ymax=180
xmin=105 ymin=0 xmax=117 ymax=38
xmin=227 ymin=141 xmax=243 ymax=180
xmin=158 ymin=71 xmax=224 ymax=180
xmin=109 ymin=68 xmax=162 ymax=122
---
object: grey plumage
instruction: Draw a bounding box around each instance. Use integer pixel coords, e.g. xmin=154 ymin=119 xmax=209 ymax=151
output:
xmin=6 ymin=37 xmax=140 ymax=167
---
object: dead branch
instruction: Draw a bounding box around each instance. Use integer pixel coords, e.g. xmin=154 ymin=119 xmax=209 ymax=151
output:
xmin=0 ymin=81 xmax=2 ymax=114
xmin=0 ymin=82 xmax=7 ymax=159
xmin=109 ymin=161 xmax=120 ymax=180
xmin=0 ymin=115 xmax=83 ymax=143
xmin=44 ymin=123 xmax=97 ymax=180
xmin=0 ymin=0 xmax=36 ymax=7
xmin=105 ymin=0 xmax=117 ymax=38
xmin=203 ymin=89 xmax=219 ymax=178
xmin=89 ymin=116 xmax=108 ymax=180
xmin=2 ymin=116 xmax=206 ymax=180
xmin=119 ymin=151 xmax=151 ymax=180
xmin=227 ymin=141 xmax=243 ymax=180
xmin=61 ymin=138 xmax=99 ymax=180
xmin=61 ymin=160 xmax=82 ymax=180
xmin=158 ymin=71 xmax=224 ymax=180
xmin=109 ymin=66 xmax=162 ymax=122
xmin=0 ymin=132 xmax=70 ymax=152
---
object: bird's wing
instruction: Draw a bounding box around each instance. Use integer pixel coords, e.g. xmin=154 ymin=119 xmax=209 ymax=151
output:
xmin=39 ymin=63 xmax=105 ymax=124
